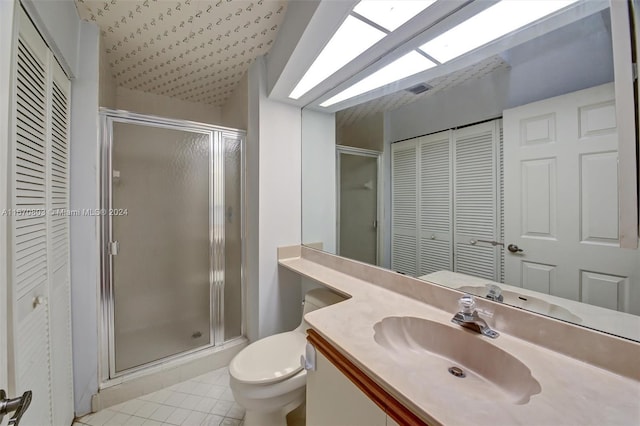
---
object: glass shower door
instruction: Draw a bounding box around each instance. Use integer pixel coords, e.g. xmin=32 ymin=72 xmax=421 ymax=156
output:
xmin=223 ymin=133 xmax=243 ymax=340
xmin=110 ymin=121 xmax=212 ymax=373
xmin=338 ymin=150 xmax=379 ymax=265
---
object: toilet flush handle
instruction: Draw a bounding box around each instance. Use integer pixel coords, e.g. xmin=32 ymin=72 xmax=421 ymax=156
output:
xmin=301 ymin=343 xmax=317 ymax=371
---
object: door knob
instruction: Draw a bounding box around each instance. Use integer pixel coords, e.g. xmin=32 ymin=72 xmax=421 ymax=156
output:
xmin=507 ymin=244 xmax=523 ymax=253
xmin=32 ymin=296 xmax=47 ymax=309
xmin=0 ymin=389 xmax=32 ymax=426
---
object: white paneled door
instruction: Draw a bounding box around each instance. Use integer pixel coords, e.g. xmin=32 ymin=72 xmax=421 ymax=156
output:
xmin=504 ymin=83 xmax=639 ymax=314
xmin=3 ymin=7 xmax=74 ymax=426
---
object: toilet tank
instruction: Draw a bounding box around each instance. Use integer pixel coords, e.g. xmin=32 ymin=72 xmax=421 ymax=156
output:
xmin=303 ymin=288 xmax=346 ymax=314
xmin=296 ymin=288 xmax=346 ymax=332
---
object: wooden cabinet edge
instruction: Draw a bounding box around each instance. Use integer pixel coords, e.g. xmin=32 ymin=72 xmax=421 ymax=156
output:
xmin=307 ymin=329 xmax=429 ymax=426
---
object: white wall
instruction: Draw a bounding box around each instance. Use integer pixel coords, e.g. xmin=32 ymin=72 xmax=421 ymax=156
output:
xmin=0 ymin=0 xmax=17 ymax=392
xmin=0 ymin=0 xmax=100 ymax=416
xmin=21 ymin=0 xmax=80 ymax=77
xmin=247 ymin=57 xmax=302 ymax=340
xmin=388 ymin=12 xmax=614 ymax=141
xmin=69 ymin=21 xmax=101 ymax=417
xmin=301 ymin=109 xmax=336 ymax=253
xmin=246 ymin=60 xmax=260 ymax=343
xmin=102 ymin=55 xmax=243 ymax=128
xmin=115 ymin=87 xmax=223 ymax=125
xmin=337 ymin=113 xmax=384 ymax=151
xmin=222 ymin=73 xmax=248 ymax=130
xmin=98 ymin=38 xmax=116 ymax=109
xmin=265 ymin=0 xmax=321 ymax=96
xmin=388 ymin=69 xmax=509 ymax=142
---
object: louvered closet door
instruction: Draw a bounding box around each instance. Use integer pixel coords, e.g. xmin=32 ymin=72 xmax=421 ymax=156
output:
xmin=417 ymin=131 xmax=452 ymax=275
xmin=10 ymin=9 xmax=74 ymax=426
xmin=48 ymin=56 xmax=74 ymax=426
xmin=453 ymin=121 xmax=500 ymax=281
xmin=391 ymin=140 xmax=418 ymax=276
xmin=12 ymin=10 xmax=53 ymax=426
xmin=498 ymin=126 xmax=505 ymax=283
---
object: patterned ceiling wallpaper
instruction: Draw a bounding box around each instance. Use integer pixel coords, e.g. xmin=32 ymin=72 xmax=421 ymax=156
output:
xmin=336 ymin=55 xmax=510 ymax=128
xmin=75 ymin=0 xmax=288 ymax=106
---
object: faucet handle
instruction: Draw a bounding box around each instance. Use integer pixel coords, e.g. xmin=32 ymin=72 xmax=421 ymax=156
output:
xmin=486 ymin=284 xmax=500 ymax=293
xmin=458 ymin=294 xmax=476 ymax=314
xmin=485 ymin=284 xmax=504 ymax=302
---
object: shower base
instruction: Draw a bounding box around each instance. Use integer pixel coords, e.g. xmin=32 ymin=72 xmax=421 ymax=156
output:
xmin=92 ymin=337 xmax=247 ymax=415
xmin=115 ymin=316 xmax=212 ymax=374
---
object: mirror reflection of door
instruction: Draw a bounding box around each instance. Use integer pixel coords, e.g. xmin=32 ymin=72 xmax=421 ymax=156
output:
xmin=337 ymin=148 xmax=380 ymax=265
xmin=504 ymin=83 xmax=640 ymax=314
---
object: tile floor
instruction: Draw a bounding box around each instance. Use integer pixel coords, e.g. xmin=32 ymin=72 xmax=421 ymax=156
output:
xmin=74 ymin=367 xmax=245 ymax=426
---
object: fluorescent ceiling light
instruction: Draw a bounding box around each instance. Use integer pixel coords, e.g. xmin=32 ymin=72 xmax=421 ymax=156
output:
xmin=320 ymin=51 xmax=435 ymax=107
xmin=353 ymin=0 xmax=437 ymax=31
xmin=289 ymin=16 xmax=385 ymax=100
xmin=420 ymin=0 xmax=579 ymax=63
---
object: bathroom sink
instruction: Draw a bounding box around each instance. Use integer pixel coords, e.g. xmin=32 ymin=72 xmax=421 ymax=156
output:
xmin=458 ymin=286 xmax=582 ymax=323
xmin=373 ymin=316 xmax=541 ymax=405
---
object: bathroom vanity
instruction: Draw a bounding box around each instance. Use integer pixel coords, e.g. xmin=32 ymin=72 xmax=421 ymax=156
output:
xmin=306 ymin=336 xmax=402 ymax=426
xmin=279 ymin=246 xmax=640 ymax=425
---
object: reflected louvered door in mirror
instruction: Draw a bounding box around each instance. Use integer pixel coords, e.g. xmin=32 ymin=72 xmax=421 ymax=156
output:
xmin=9 ymin=9 xmax=74 ymax=426
xmin=391 ymin=120 xmax=502 ymax=281
xmin=418 ymin=131 xmax=453 ymax=275
xmin=453 ymin=121 xmax=501 ymax=281
xmin=391 ymin=141 xmax=418 ymax=276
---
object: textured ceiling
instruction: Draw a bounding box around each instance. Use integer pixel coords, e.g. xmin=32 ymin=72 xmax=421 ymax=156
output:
xmin=336 ymin=55 xmax=510 ymax=128
xmin=75 ymin=0 xmax=287 ymax=106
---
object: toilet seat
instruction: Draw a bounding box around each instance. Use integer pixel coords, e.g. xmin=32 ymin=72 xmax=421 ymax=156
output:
xmin=229 ymin=331 xmax=306 ymax=385
xmin=228 ymin=289 xmax=346 ymax=426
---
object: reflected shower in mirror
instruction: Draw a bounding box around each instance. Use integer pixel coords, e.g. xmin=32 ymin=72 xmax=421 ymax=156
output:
xmin=301 ymin=4 xmax=640 ymax=341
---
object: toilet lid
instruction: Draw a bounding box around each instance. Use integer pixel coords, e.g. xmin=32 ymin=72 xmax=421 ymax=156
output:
xmin=230 ymin=331 xmax=307 ymax=384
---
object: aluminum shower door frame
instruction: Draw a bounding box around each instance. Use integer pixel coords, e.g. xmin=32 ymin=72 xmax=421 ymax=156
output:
xmin=98 ymin=108 xmax=246 ymax=382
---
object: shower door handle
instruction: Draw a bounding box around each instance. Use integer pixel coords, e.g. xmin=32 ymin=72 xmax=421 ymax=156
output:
xmin=109 ymin=241 xmax=120 ymax=256
xmin=0 ymin=389 xmax=32 ymax=426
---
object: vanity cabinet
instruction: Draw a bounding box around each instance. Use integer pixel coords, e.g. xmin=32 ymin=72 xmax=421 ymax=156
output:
xmin=307 ymin=349 xmax=387 ymax=426
xmin=306 ymin=329 xmax=426 ymax=426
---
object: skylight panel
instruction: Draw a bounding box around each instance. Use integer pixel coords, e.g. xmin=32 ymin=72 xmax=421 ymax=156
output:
xmin=320 ymin=51 xmax=435 ymax=107
xmin=353 ymin=0 xmax=437 ymax=31
xmin=288 ymin=16 xmax=385 ymax=100
xmin=419 ymin=0 xmax=580 ymax=63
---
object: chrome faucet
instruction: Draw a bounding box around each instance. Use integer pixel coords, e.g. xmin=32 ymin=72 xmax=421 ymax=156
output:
xmin=451 ymin=294 xmax=499 ymax=338
xmin=486 ymin=284 xmax=503 ymax=302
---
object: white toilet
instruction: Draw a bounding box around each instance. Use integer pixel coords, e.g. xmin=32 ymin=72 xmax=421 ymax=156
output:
xmin=229 ymin=288 xmax=345 ymax=426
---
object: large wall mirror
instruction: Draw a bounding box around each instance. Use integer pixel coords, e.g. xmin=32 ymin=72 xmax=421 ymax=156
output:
xmin=301 ymin=0 xmax=640 ymax=342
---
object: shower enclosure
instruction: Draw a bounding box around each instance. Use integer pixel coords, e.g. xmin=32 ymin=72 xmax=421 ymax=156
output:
xmin=99 ymin=110 xmax=244 ymax=379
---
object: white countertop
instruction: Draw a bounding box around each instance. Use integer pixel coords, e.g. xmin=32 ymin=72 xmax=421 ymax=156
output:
xmin=279 ymin=254 xmax=640 ymax=426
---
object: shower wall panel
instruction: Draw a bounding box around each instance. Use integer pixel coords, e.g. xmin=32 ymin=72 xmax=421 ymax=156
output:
xmin=223 ymin=134 xmax=243 ymax=340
